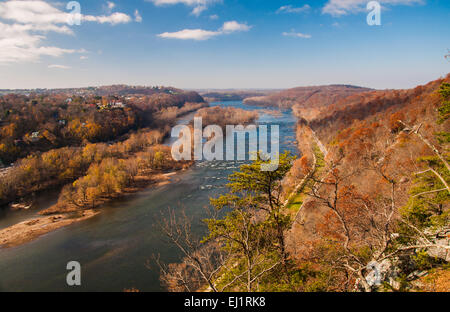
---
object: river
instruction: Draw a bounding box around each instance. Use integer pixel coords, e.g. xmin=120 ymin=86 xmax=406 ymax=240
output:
xmin=0 ymin=101 xmax=298 ymax=292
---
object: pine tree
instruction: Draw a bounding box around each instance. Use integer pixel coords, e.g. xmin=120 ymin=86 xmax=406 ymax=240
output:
xmin=203 ymin=151 xmax=295 ymax=290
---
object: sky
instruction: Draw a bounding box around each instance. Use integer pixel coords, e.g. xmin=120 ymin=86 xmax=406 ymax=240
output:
xmin=0 ymin=0 xmax=449 ymax=90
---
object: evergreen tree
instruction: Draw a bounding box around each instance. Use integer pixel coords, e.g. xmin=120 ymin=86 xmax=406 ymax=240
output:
xmin=203 ymin=151 xmax=295 ymax=290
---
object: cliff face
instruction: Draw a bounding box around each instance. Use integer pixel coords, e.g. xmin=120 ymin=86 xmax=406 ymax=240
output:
xmin=244 ymin=85 xmax=372 ymax=109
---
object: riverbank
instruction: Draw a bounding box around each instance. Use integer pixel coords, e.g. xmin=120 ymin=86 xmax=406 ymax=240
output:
xmin=0 ymin=168 xmax=189 ymax=249
xmin=39 ymin=166 xmax=189 ymax=215
xmin=0 ymin=104 xmax=200 ymax=250
xmin=0 ymin=209 xmax=100 ymax=248
xmin=0 ymin=100 xmax=299 ymax=291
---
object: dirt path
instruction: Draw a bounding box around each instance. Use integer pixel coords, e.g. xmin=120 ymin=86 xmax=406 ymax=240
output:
xmin=310 ymin=128 xmax=328 ymax=157
xmin=285 ymin=126 xmax=330 ymax=256
xmin=284 ymin=125 xmax=327 ymax=218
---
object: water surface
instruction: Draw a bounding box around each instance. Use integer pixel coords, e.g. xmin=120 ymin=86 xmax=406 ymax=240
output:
xmin=0 ymin=101 xmax=297 ymax=292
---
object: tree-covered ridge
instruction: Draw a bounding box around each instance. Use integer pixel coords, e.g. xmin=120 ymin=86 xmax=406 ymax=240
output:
xmin=286 ymin=77 xmax=450 ymax=291
xmin=194 ymin=106 xmax=258 ymax=129
xmin=243 ymin=85 xmax=372 ymax=112
xmin=0 ymin=89 xmax=206 ymax=164
xmin=0 ymin=87 xmax=206 ymax=208
xmin=159 ymin=76 xmax=449 ymax=292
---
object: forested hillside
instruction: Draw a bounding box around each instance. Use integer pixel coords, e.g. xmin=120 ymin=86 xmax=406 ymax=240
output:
xmin=243 ymin=85 xmax=372 ymax=109
xmin=0 ymin=87 xmax=207 ymax=207
xmin=159 ymin=75 xmax=449 ymax=292
xmin=288 ymin=74 xmax=450 ymax=291
xmin=0 ymin=87 xmax=206 ymax=165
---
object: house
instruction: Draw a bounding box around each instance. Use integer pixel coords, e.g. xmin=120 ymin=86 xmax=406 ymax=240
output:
xmin=110 ymin=101 xmax=126 ymax=109
xmin=97 ymin=97 xmax=127 ymax=110
xmin=30 ymin=131 xmax=40 ymax=142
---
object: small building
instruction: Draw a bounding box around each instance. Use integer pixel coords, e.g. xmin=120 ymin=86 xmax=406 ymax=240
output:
xmin=110 ymin=101 xmax=125 ymax=109
xmin=30 ymin=131 xmax=40 ymax=142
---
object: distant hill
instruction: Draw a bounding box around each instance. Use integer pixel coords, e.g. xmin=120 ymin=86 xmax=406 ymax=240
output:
xmin=243 ymin=85 xmax=372 ymax=109
xmin=306 ymin=76 xmax=450 ymax=144
xmin=198 ymin=89 xmax=279 ymax=102
xmin=0 ymin=85 xmax=206 ymax=165
xmin=0 ymin=85 xmax=204 ymax=101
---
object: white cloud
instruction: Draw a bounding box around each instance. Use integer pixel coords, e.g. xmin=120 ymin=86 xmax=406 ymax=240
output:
xmin=0 ymin=21 xmax=79 ymax=63
xmin=107 ymin=2 xmax=116 ymax=10
xmin=134 ymin=9 xmax=142 ymax=22
xmin=149 ymin=0 xmax=218 ymax=16
xmin=209 ymin=14 xmax=219 ymax=20
xmin=0 ymin=1 xmax=131 ymax=25
xmin=103 ymin=1 xmax=116 ymax=14
xmin=322 ymin=0 xmax=424 ymax=16
xmin=48 ymin=64 xmax=71 ymax=69
xmin=276 ymin=4 xmax=311 ymax=14
xmin=221 ymin=21 xmax=251 ymax=33
xmin=0 ymin=1 xmax=133 ymax=64
xmin=0 ymin=1 xmax=68 ymax=25
xmin=80 ymin=55 xmax=88 ymax=60
xmin=191 ymin=5 xmax=207 ymax=16
xmin=158 ymin=29 xmax=219 ymax=40
xmin=83 ymin=12 xmax=131 ymax=25
xmin=158 ymin=20 xmax=250 ymax=40
xmin=282 ymin=31 xmax=312 ymax=39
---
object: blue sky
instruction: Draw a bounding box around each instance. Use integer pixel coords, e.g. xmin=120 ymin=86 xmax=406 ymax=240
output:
xmin=0 ymin=0 xmax=449 ymax=89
